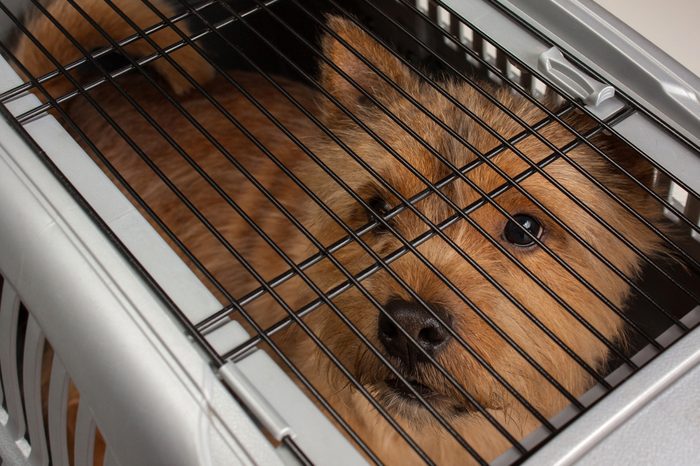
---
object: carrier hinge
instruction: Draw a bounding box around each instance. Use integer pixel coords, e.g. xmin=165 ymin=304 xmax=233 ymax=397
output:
xmin=218 ymin=360 xmax=295 ymax=442
xmin=538 ymin=46 xmax=615 ymax=106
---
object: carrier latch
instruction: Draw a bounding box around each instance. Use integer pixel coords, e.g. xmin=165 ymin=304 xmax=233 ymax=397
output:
xmin=538 ymin=46 xmax=615 ymax=107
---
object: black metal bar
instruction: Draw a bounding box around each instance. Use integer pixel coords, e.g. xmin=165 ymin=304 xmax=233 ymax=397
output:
xmin=282 ymin=436 xmax=314 ymax=466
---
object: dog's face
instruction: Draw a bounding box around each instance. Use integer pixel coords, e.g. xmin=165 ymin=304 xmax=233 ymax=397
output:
xmin=295 ymin=17 xmax=665 ymax=447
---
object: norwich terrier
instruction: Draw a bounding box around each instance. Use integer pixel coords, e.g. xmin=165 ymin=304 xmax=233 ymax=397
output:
xmin=14 ymin=0 xmax=667 ymax=463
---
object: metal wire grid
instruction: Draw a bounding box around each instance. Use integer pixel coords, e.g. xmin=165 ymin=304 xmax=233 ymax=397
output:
xmin=0 ymin=0 xmax=698 ymax=464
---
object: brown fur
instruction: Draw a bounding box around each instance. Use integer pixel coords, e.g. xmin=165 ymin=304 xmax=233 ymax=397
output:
xmin=16 ymin=1 xmax=667 ymax=463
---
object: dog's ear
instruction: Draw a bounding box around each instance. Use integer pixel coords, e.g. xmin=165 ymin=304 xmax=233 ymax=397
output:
xmin=318 ymin=16 xmax=414 ymax=121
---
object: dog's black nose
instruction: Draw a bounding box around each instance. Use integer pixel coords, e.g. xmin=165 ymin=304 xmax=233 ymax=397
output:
xmin=378 ymin=299 xmax=452 ymax=367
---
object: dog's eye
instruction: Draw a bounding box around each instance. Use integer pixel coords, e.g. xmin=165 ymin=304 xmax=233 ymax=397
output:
xmin=503 ymin=214 xmax=542 ymax=247
xmin=366 ymin=196 xmax=391 ymax=232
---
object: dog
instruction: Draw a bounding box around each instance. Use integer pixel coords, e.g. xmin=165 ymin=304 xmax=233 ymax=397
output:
xmin=13 ymin=0 xmax=668 ymax=463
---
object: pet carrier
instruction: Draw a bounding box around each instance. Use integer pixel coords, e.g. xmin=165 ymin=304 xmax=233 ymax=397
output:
xmin=0 ymin=0 xmax=698 ymax=465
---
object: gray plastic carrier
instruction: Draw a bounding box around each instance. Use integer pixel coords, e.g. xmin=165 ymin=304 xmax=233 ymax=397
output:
xmin=0 ymin=0 xmax=698 ymax=465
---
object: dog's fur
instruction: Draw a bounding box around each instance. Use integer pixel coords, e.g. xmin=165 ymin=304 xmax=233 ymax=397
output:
xmin=15 ymin=0 xmax=667 ymax=463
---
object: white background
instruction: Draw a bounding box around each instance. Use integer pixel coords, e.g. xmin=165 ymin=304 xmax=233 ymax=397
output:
xmin=594 ymin=0 xmax=700 ymax=77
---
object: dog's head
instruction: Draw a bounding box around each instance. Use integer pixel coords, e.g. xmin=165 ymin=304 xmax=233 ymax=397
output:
xmin=300 ymin=16 xmax=666 ymax=438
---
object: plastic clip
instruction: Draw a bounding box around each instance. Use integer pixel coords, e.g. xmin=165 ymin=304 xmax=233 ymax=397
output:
xmin=538 ymin=47 xmax=615 ymax=106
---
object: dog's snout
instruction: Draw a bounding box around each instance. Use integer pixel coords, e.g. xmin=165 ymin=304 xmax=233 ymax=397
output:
xmin=378 ymin=299 xmax=452 ymax=366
